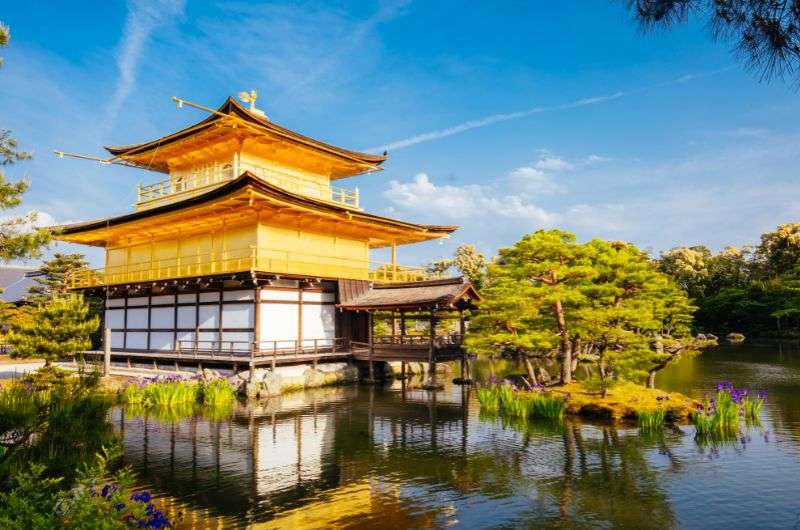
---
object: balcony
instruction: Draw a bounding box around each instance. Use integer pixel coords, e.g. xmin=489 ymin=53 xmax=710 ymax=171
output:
xmin=136 ymin=161 xmax=359 ymax=210
xmin=66 ymin=247 xmax=441 ymax=289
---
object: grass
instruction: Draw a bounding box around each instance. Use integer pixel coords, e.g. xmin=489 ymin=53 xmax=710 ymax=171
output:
xmin=120 ymin=375 xmax=238 ymax=409
xmin=477 ymin=384 xmax=567 ymax=421
xmin=637 ymin=408 xmax=667 ymax=429
xmin=477 ymin=387 xmax=501 ymax=413
xmin=548 ymin=381 xmax=696 ymax=423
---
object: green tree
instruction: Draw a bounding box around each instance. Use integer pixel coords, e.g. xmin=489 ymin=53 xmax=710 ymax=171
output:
xmin=577 ymin=241 xmax=694 ymax=393
xmin=467 ymin=230 xmax=596 ymax=384
xmin=452 ymin=244 xmax=488 ymax=289
xmin=657 ymin=246 xmax=711 ymax=300
xmin=426 ymin=244 xmax=488 ymax=288
xmin=0 ymin=22 xmax=9 ymax=67
xmin=6 ymin=296 xmax=99 ymax=366
xmin=26 ymin=253 xmax=89 ymax=302
xmin=0 ymin=22 xmax=51 ymax=262
xmin=755 ymin=223 xmax=800 ymax=278
xmin=627 ymin=0 xmax=800 ymax=84
xmin=467 ymin=231 xmax=695 ymax=390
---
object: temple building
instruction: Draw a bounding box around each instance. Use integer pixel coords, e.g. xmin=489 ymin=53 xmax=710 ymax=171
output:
xmin=56 ymin=95 xmax=478 ymax=381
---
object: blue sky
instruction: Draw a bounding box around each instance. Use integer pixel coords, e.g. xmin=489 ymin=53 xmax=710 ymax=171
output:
xmin=1 ymin=0 xmax=799 ymax=267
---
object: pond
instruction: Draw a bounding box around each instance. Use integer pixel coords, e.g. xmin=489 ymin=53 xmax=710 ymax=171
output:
xmin=115 ymin=343 xmax=800 ymax=529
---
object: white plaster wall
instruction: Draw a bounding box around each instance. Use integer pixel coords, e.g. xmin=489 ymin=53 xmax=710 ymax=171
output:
xmin=260 ymin=303 xmax=298 ymax=344
xmin=301 ymin=305 xmax=335 ymax=345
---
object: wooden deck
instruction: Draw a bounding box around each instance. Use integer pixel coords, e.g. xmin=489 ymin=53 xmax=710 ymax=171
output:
xmin=81 ymin=335 xmax=465 ymax=370
xmin=351 ymin=335 xmax=464 ymax=363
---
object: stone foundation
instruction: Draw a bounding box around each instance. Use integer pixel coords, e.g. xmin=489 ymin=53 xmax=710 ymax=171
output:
xmin=234 ymin=362 xmax=359 ymax=398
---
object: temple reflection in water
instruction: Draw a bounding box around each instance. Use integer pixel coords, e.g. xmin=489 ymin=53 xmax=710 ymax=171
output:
xmin=113 ymin=381 xmax=675 ymax=529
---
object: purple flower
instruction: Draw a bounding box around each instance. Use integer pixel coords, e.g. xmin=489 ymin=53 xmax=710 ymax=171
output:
xmin=131 ymin=490 xmax=152 ymax=503
xmin=115 ymin=502 xmax=126 ymax=511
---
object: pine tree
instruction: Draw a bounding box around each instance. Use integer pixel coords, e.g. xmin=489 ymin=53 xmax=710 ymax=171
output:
xmin=467 ymin=230 xmax=596 ymax=383
xmin=26 ymin=253 xmax=89 ymax=303
xmin=0 ymin=22 xmax=51 ymax=262
xmin=6 ymin=296 xmax=99 ymax=365
xmin=467 ymin=231 xmax=695 ymax=390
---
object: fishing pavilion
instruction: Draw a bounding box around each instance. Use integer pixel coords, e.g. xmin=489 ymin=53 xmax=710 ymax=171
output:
xmin=55 ymin=94 xmax=479 ymax=386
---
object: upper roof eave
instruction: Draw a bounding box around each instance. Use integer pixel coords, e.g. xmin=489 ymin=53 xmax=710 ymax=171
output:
xmin=103 ymin=98 xmax=388 ymax=170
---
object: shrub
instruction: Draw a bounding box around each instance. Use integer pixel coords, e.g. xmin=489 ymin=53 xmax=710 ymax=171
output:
xmin=0 ymin=371 xmax=115 ymax=484
xmin=0 ymin=446 xmax=175 ymax=529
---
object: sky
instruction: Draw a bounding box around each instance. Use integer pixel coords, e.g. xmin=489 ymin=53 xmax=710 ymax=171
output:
xmin=1 ymin=0 xmax=799 ymax=268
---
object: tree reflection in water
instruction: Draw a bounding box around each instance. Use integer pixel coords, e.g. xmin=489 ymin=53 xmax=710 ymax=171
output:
xmin=115 ymin=381 xmax=687 ymax=528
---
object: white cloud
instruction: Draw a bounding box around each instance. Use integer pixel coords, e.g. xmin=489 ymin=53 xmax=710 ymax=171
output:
xmin=584 ymin=154 xmax=613 ymax=164
xmin=508 ymin=165 xmax=562 ymax=194
xmin=535 ymin=155 xmax=573 ymax=171
xmin=0 ymin=210 xmax=58 ymax=233
xmin=384 ymin=173 xmax=558 ymax=224
xmin=106 ymin=0 xmax=186 ymax=122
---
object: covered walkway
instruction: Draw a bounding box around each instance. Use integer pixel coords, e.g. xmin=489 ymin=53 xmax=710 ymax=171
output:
xmin=338 ymin=277 xmax=480 ymax=387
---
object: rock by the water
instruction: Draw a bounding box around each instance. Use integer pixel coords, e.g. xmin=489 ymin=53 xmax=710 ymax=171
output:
xmin=536 ymin=367 xmax=552 ymax=385
xmin=261 ymin=371 xmax=283 ymax=396
xmin=726 ymin=332 xmax=745 ymax=343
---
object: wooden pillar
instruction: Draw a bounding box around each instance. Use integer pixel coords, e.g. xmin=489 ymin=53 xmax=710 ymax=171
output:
xmin=400 ymin=311 xmax=406 ymax=335
xmin=424 ymin=309 xmax=439 ymax=389
xmin=391 ymin=242 xmax=398 ymax=280
xmin=103 ymin=327 xmax=111 ymax=377
xmin=456 ymin=308 xmax=471 ymax=384
xmin=253 ymin=283 xmax=261 ymax=358
xmin=367 ymin=311 xmax=375 ymax=383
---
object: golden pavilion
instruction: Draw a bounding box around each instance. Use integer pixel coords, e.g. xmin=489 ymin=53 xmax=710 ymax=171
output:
xmin=57 ymin=95 xmax=478 ymax=381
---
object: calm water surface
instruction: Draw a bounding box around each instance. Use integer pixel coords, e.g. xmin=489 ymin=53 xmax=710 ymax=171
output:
xmin=116 ymin=343 xmax=800 ymax=529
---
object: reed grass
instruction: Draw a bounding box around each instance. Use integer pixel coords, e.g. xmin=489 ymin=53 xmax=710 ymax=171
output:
xmin=637 ymin=408 xmax=666 ymax=429
xmin=527 ymin=394 xmax=567 ymax=420
xmin=200 ymin=379 xmax=236 ymax=407
xmin=477 ymin=384 xmax=566 ymax=421
xmin=477 ymin=387 xmax=501 ymax=413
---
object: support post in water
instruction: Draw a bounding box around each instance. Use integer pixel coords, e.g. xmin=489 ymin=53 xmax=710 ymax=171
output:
xmin=366 ymin=311 xmax=376 ymax=384
xmin=103 ymin=327 xmax=111 ymax=377
xmin=454 ymin=308 xmax=472 ymax=385
xmin=424 ymin=309 xmax=442 ymax=390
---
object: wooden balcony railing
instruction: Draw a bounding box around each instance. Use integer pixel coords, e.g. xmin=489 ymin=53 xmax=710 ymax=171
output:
xmin=136 ymin=160 xmax=359 ymax=209
xmin=66 ymin=247 xmax=445 ymax=288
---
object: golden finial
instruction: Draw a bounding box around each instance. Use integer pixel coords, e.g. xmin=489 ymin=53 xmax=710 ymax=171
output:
xmin=238 ymin=90 xmax=258 ymax=110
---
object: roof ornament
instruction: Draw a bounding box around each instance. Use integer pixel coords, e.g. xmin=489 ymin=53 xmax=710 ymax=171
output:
xmin=238 ymin=89 xmax=268 ymax=119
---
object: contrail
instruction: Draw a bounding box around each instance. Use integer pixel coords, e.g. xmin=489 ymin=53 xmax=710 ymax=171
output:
xmin=106 ymin=0 xmax=186 ymax=123
xmin=367 ymin=67 xmax=733 ymax=153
